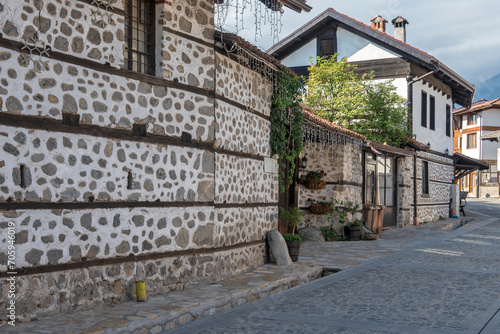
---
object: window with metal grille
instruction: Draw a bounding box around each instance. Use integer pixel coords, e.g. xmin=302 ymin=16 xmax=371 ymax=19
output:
xmin=125 ymin=0 xmax=155 ymax=75
xmin=422 ymin=161 xmax=429 ymax=195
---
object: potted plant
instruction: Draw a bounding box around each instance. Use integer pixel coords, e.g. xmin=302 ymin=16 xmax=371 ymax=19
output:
xmin=307 ymin=198 xmax=332 ymax=215
xmin=347 ymin=219 xmax=363 ymax=241
xmin=299 ymin=170 xmax=327 ymax=189
xmin=280 ymin=207 xmax=303 ymax=262
xmin=324 ymin=199 xmax=360 ymax=241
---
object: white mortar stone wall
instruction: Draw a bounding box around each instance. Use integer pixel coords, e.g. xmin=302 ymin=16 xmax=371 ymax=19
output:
xmin=414 ymin=152 xmax=454 ymax=223
xmin=0 ymin=0 xmax=278 ymax=321
xmin=215 ymin=54 xmax=272 ymax=116
xmin=163 ymin=0 xmax=215 ymax=45
xmin=215 ymin=153 xmax=278 ymax=204
xmin=0 ymin=126 xmax=214 ymax=203
xmin=215 ymin=101 xmax=271 ymax=157
xmin=0 ymin=0 xmax=124 ymax=67
xmin=397 ymin=156 xmax=414 ymax=226
xmin=161 ymin=33 xmax=215 ymax=89
xmin=0 ymin=47 xmax=216 ymax=142
xmin=0 ymin=242 xmax=265 ymax=321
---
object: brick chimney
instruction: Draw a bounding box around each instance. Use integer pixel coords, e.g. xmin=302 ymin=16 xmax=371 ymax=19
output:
xmin=392 ymin=16 xmax=409 ymax=43
xmin=370 ymin=15 xmax=388 ymax=33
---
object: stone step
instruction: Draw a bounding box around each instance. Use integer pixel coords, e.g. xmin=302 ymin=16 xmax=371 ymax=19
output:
xmin=1 ymin=263 xmax=323 ymax=334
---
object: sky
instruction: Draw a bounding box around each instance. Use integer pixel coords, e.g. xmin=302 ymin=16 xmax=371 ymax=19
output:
xmin=218 ymin=0 xmax=500 ymax=96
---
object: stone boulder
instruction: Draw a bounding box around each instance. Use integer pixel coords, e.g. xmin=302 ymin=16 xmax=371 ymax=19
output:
xmin=298 ymin=226 xmax=324 ymax=242
xmin=267 ymin=230 xmax=292 ymax=266
xmin=361 ymin=226 xmax=378 ymax=240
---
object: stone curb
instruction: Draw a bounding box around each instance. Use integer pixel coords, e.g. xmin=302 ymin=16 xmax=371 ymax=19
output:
xmin=1 ymin=264 xmax=323 ymax=334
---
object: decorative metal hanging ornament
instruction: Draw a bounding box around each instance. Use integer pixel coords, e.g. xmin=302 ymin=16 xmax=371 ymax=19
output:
xmin=21 ymin=0 xmax=50 ymax=74
xmin=21 ymin=35 xmax=50 ymax=74
xmin=90 ymin=0 xmax=115 ymax=27
xmin=215 ymin=0 xmax=283 ymax=44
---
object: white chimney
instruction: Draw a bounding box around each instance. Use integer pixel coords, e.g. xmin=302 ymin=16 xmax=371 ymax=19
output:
xmin=392 ymin=16 xmax=409 ymax=43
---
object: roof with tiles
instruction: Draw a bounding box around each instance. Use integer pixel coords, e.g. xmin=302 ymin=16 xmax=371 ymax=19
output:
xmin=454 ymin=98 xmax=500 ymax=115
xmin=481 ymin=129 xmax=500 ymax=140
xmin=300 ymin=104 xmax=366 ymax=140
xmin=214 ymin=30 xmax=298 ymax=78
xmin=267 ymin=7 xmax=475 ymax=108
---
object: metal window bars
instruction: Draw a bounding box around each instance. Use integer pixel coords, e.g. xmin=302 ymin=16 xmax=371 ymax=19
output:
xmin=125 ymin=0 xmax=155 ymax=75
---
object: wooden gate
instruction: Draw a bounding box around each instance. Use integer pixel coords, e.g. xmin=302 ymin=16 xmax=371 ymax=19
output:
xmin=277 ymin=158 xmax=299 ymax=234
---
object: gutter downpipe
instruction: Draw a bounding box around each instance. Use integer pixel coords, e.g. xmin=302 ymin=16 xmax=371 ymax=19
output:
xmin=406 ymin=60 xmax=440 ymax=224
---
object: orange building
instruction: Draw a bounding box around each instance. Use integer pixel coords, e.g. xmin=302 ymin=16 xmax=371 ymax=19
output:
xmin=454 ymin=98 xmax=500 ymax=197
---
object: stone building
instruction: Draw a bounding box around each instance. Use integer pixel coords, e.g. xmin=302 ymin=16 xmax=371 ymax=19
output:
xmin=297 ymin=108 xmax=454 ymax=230
xmin=297 ymin=107 xmax=365 ymax=232
xmin=0 ymin=0 xmax=309 ymax=321
xmin=268 ymin=8 xmax=472 ymax=225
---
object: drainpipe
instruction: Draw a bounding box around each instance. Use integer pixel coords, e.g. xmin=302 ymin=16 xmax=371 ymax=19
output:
xmin=407 ymin=60 xmax=440 ymax=223
xmin=413 ymin=154 xmax=418 ymax=224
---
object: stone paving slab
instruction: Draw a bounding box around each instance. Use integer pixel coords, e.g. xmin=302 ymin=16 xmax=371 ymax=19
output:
xmin=168 ymin=215 xmax=500 ymax=334
xmin=0 ymin=215 xmax=483 ymax=333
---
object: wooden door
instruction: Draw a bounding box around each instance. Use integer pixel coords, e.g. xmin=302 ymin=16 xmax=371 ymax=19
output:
xmin=277 ymin=158 xmax=299 ymax=234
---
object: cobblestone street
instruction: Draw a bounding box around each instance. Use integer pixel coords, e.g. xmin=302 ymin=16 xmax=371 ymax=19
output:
xmin=169 ymin=204 xmax=500 ymax=333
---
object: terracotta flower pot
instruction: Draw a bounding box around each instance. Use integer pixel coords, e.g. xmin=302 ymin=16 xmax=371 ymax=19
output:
xmin=304 ymin=180 xmax=326 ymax=190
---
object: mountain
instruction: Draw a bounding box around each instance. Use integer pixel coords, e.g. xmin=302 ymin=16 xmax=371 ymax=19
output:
xmin=474 ymin=73 xmax=500 ymax=101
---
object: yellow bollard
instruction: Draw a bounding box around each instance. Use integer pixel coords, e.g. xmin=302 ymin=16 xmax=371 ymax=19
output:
xmin=136 ymin=281 xmax=146 ymax=302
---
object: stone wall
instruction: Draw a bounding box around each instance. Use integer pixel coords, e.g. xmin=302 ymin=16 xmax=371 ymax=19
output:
xmin=397 ymin=156 xmax=414 ymax=227
xmin=412 ymin=152 xmax=454 ymax=224
xmin=298 ymin=140 xmax=363 ymax=233
xmin=0 ymin=0 xmax=278 ymax=321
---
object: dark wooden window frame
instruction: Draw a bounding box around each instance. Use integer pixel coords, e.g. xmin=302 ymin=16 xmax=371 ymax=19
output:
xmin=317 ymin=30 xmax=337 ymax=59
xmin=467 ymin=113 xmax=478 ymax=126
xmin=446 ymin=104 xmax=451 ymax=137
xmin=429 ymin=95 xmax=435 ymax=130
xmin=125 ymin=0 xmax=156 ymax=75
xmin=467 ymin=133 xmax=477 ymax=149
xmin=421 ymin=91 xmax=427 ymax=128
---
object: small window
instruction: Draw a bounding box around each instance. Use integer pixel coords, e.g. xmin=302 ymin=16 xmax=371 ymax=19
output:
xmin=459 ymin=137 xmax=462 ymax=149
xmin=458 ymin=115 xmax=463 ymax=130
xmin=125 ymin=0 xmax=156 ymax=75
xmin=467 ymin=114 xmax=478 ymax=125
xmin=422 ymin=161 xmax=429 ymax=195
xmin=319 ymin=38 xmax=335 ymax=58
xmin=446 ymin=105 xmax=451 ymax=137
xmin=421 ymin=91 xmax=427 ymax=127
xmin=429 ymin=95 xmax=435 ymax=130
xmin=467 ymin=133 xmax=477 ymax=149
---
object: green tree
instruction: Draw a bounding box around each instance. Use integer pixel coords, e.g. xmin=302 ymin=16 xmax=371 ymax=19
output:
xmin=305 ymin=55 xmax=411 ymax=146
xmin=356 ymin=80 xmax=411 ymax=146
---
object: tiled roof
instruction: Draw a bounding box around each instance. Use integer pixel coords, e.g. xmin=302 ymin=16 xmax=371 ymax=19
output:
xmin=301 ymin=105 xmax=366 ymax=140
xmin=454 ymin=98 xmax=500 ymax=115
xmin=267 ymin=7 xmax=475 ymax=108
xmin=481 ymin=130 xmax=500 ymax=140
xmin=215 ymin=31 xmax=297 ymax=77
xmin=406 ymin=138 xmax=430 ymax=151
